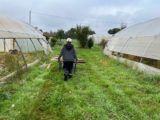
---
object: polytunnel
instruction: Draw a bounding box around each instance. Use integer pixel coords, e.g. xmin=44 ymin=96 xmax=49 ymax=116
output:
xmin=0 ymin=17 xmax=51 ymax=53
xmin=104 ymin=18 xmax=160 ymax=73
xmin=0 ymin=17 xmax=51 ymax=80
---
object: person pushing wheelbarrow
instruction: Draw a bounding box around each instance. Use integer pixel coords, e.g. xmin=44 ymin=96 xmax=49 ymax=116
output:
xmin=58 ymin=38 xmax=77 ymax=81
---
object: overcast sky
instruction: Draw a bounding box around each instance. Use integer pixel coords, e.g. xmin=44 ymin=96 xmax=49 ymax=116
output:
xmin=0 ymin=0 xmax=160 ymax=35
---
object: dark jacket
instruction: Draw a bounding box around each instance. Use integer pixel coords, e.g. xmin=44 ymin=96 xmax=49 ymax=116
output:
xmin=58 ymin=43 xmax=77 ymax=62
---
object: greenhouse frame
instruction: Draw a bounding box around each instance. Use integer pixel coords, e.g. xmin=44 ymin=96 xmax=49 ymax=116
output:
xmin=104 ymin=18 xmax=160 ymax=73
xmin=0 ymin=17 xmax=51 ymax=65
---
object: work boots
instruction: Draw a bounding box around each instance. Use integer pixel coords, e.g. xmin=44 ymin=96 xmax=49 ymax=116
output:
xmin=64 ymin=74 xmax=72 ymax=81
xmin=64 ymin=74 xmax=68 ymax=81
xmin=68 ymin=74 xmax=72 ymax=79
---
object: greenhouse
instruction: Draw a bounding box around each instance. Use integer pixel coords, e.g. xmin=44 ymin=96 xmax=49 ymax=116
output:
xmin=0 ymin=17 xmax=50 ymax=53
xmin=104 ymin=18 xmax=160 ymax=72
xmin=0 ymin=17 xmax=51 ymax=80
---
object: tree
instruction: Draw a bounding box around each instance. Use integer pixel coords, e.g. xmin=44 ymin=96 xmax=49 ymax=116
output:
xmin=50 ymin=37 xmax=57 ymax=47
xmin=99 ymin=39 xmax=108 ymax=49
xmin=89 ymin=30 xmax=96 ymax=35
xmin=56 ymin=29 xmax=65 ymax=39
xmin=108 ymin=23 xmax=127 ymax=35
xmin=65 ymin=28 xmax=77 ymax=39
xmin=43 ymin=31 xmax=57 ymax=41
xmin=87 ymin=37 xmax=94 ymax=48
xmin=43 ymin=32 xmax=50 ymax=41
xmin=108 ymin=28 xmax=121 ymax=35
xmin=76 ymin=26 xmax=87 ymax=48
xmin=76 ymin=25 xmax=95 ymax=48
xmin=42 ymin=26 xmax=96 ymax=48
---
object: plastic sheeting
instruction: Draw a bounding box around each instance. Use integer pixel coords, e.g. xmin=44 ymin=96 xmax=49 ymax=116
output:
xmin=0 ymin=39 xmax=51 ymax=53
xmin=15 ymin=39 xmax=43 ymax=52
xmin=0 ymin=39 xmax=13 ymax=52
xmin=0 ymin=39 xmax=4 ymax=51
xmin=0 ymin=17 xmax=51 ymax=53
xmin=0 ymin=17 xmax=43 ymax=39
xmin=106 ymin=18 xmax=160 ymax=60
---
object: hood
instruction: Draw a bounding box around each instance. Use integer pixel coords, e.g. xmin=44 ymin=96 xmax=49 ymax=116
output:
xmin=65 ymin=43 xmax=73 ymax=50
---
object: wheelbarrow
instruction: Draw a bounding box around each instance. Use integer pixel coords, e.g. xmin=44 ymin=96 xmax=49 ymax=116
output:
xmin=58 ymin=59 xmax=86 ymax=73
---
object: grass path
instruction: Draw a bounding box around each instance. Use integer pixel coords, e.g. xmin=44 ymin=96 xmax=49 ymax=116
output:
xmin=0 ymin=44 xmax=160 ymax=120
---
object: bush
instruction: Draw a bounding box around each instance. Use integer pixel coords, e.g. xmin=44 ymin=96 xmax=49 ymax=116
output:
xmin=76 ymin=25 xmax=95 ymax=48
xmin=87 ymin=37 xmax=94 ymax=48
xmin=76 ymin=26 xmax=87 ymax=48
xmin=99 ymin=39 xmax=108 ymax=49
xmin=108 ymin=28 xmax=121 ymax=35
xmin=50 ymin=37 xmax=57 ymax=47
xmin=57 ymin=39 xmax=64 ymax=46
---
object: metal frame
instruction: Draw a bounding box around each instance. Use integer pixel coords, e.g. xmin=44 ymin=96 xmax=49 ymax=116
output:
xmin=38 ymin=38 xmax=45 ymax=50
xmin=0 ymin=38 xmax=48 ymax=69
xmin=38 ymin=38 xmax=43 ymax=46
xmin=27 ymin=39 xmax=29 ymax=52
xmin=30 ymin=38 xmax=37 ymax=51
xmin=14 ymin=39 xmax=27 ymax=68
xmin=118 ymin=37 xmax=132 ymax=57
xmin=140 ymin=36 xmax=155 ymax=63
xmin=3 ymin=39 xmax=6 ymax=52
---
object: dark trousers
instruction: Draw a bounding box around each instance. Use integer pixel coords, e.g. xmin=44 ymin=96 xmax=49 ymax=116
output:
xmin=63 ymin=61 xmax=74 ymax=75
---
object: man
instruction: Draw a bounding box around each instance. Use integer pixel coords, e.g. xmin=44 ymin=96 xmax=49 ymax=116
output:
xmin=58 ymin=38 xmax=77 ymax=81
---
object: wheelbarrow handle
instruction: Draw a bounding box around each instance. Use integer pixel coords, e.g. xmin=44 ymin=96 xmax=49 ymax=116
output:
xmin=59 ymin=61 xmax=62 ymax=71
xmin=74 ymin=63 xmax=77 ymax=73
xmin=58 ymin=61 xmax=77 ymax=74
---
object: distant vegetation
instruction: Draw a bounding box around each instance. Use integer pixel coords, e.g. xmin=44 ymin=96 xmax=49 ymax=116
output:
xmin=99 ymin=38 xmax=108 ymax=49
xmin=43 ymin=25 xmax=95 ymax=48
xmin=108 ymin=28 xmax=122 ymax=35
xmin=50 ymin=37 xmax=57 ymax=47
xmin=76 ymin=25 xmax=95 ymax=48
xmin=108 ymin=23 xmax=127 ymax=35
xmin=87 ymin=37 xmax=94 ymax=48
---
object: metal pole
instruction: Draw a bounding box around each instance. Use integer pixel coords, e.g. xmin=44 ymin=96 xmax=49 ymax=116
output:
xmin=3 ymin=39 xmax=6 ymax=52
xmin=30 ymin=39 xmax=37 ymax=51
xmin=38 ymin=39 xmax=45 ymax=52
xmin=59 ymin=61 xmax=62 ymax=71
xmin=29 ymin=10 xmax=31 ymax=25
xmin=141 ymin=36 xmax=155 ymax=59
xmin=13 ymin=39 xmax=15 ymax=49
xmin=74 ymin=63 xmax=77 ymax=73
xmin=14 ymin=39 xmax=27 ymax=68
xmin=30 ymin=39 xmax=38 ymax=59
xmin=140 ymin=57 xmax=143 ymax=63
xmin=119 ymin=37 xmax=132 ymax=57
xmin=38 ymin=39 xmax=44 ymax=48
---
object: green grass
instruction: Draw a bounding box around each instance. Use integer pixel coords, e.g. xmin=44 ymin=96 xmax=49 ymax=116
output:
xmin=0 ymin=41 xmax=160 ymax=120
xmin=0 ymin=51 xmax=49 ymax=79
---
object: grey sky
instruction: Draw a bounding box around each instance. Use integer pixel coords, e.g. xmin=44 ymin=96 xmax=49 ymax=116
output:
xmin=0 ymin=0 xmax=160 ymax=35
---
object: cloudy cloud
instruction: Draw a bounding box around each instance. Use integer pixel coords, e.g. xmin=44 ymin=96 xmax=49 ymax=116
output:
xmin=0 ymin=0 xmax=160 ymax=35
xmin=89 ymin=6 xmax=142 ymax=17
